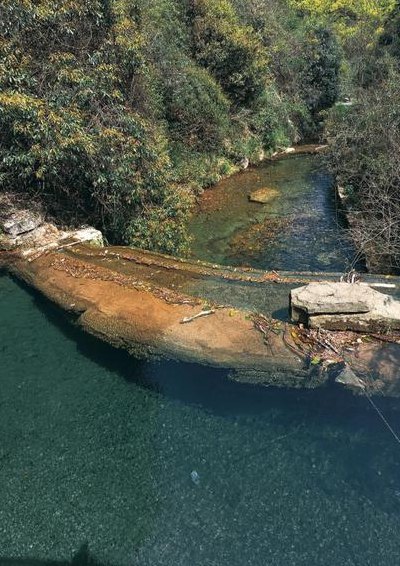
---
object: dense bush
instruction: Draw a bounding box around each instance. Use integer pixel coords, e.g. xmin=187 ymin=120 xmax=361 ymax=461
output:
xmin=299 ymin=26 xmax=340 ymax=115
xmin=326 ymin=74 xmax=400 ymax=271
xmin=321 ymin=0 xmax=400 ymax=272
xmin=188 ymin=0 xmax=267 ymax=106
xmin=0 ymin=0 xmax=343 ymax=254
xmin=163 ymin=62 xmax=230 ymax=152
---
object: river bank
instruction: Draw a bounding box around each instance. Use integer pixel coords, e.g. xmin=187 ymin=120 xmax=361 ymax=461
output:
xmin=336 ymin=185 xmax=400 ymax=275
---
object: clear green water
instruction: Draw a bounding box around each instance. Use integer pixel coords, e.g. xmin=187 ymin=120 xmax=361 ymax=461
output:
xmin=2 ymin=274 xmax=400 ymax=566
xmin=189 ymin=156 xmax=359 ymax=272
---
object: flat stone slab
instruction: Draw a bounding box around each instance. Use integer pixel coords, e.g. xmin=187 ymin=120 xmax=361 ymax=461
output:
xmin=291 ymin=282 xmax=400 ymax=331
xmin=291 ymin=282 xmax=371 ymax=317
xmin=249 ymin=187 xmax=279 ymax=204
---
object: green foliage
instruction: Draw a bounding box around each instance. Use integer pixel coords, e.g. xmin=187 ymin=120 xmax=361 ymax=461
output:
xmin=300 ymin=26 xmax=341 ymax=115
xmin=245 ymin=87 xmax=294 ymax=150
xmin=289 ymin=0 xmax=396 ymax=39
xmin=163 ymin=62 xmax=230 ymax=151
xmin=188 ymin=0 xmax=267 ymax=106
xmin=125 ymin=185 xmax=194 ymax=255
xmin=0 ymin=0 xmax=344 ymax=255
xmin=379 ymin=4 xmax=400 ymax=61
xmin=0 ymin=0 xmax=189 ymax=254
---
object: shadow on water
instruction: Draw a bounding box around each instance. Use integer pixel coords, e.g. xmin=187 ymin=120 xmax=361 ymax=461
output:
xmin=10 ymin=276 xmax=400 ymax=429
xmin=0 ymin=544 xmax=113 ymax=566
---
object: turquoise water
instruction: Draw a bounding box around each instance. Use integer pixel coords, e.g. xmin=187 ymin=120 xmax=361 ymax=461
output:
xmin=2 ymin=274 xmax=400 ymax=566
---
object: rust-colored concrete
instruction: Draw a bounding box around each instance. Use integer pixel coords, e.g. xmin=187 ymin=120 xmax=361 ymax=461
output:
xmin=2 ymin=244 xmax=400 ymax=396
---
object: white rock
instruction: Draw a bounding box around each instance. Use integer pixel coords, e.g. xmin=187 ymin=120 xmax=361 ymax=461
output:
xmin=69 ymin=227 xmax=104 ymax=247
xmin=290 ymin=282 xmax=400 ymax=331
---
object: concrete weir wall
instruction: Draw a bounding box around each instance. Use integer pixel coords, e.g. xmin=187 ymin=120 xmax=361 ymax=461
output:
xmin=1 ymin=205 xmax=400 ymax=397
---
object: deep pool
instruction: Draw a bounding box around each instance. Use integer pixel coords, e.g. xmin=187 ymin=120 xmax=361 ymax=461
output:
xmin=1 ymin=274 xmax=400 ymax=566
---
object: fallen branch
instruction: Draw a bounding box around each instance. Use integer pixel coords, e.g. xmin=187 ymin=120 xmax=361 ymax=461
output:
xmin=180 ymin=309 xmax=215 ymax=324
xmin=313 ymin=334 xmax=340 ymax=355
xmin=57 ymin=240 xmax=83 ymax=250
xmin=371 ymin=333 xmax=400 ymax=344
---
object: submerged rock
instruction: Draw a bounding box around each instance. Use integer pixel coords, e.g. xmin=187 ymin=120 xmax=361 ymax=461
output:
xmin=291 ymin=282 xmax=400 ymax=332
xmin=334 ymin=363 xmax=365 ymax=390
xmin=190 ymin=471 xmax=200 ymax=485
xmin=248 ymin=187 xmax=279 ymax=204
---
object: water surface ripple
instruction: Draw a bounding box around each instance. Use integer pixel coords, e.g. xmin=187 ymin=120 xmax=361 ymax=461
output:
xmin=189 ymin=155 xmax=359 ymax=272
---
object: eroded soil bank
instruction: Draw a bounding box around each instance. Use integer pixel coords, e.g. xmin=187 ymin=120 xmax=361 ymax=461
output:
xmin=2 ymin=243 xmax=400 ymax=397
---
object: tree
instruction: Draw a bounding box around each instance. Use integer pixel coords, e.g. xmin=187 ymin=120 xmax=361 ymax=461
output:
xmin=300 ymin=26 xmax=341 ymax=115
xmin=326 ymin=73 xmax=400 ymax=272
xmin=188 ymin=0 xmax=267 ymax=106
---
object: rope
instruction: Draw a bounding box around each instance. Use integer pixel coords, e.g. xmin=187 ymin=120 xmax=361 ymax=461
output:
xmin=361 ymin=383 xmax=400 ymax=447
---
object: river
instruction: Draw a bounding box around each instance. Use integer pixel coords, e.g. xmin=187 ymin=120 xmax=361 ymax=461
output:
xmin=1 ymin=155 xmax=400 ymax=565
xmin=189 ymin=154 xmax=361 ymax=272
xmin=2 ymin=274 xmax=400 ymax=565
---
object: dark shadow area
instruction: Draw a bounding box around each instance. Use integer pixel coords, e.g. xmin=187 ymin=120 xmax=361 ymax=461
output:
xmin=9 ymin=275 xmax=400 ymax=432
xmin=271 ymin=306 xmax=291 ymax=321
xmin=0 ymin=544 xmax=114 ymax=566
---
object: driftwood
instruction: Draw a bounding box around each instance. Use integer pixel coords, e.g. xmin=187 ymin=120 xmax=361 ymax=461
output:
xmin=180 ymin=309 xmax=215 ymax=324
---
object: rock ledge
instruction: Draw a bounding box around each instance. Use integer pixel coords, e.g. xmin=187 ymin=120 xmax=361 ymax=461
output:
xmin=291 ymin=282 xmax=400 ymax=332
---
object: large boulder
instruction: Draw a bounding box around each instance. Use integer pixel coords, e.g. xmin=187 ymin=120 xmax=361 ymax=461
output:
xmin=290 ymin=282 xmax=400 ymax=332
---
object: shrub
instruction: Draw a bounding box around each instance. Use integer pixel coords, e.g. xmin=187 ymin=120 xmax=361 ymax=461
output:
xmin=326 ymin=74 xmax=400 ymax=271
xmin=188 ymin=0 xmax=267 ymax=106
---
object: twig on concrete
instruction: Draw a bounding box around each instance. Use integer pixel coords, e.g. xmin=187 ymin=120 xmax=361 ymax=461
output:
xmin=180 ymin=310 xmax=215 ymax=324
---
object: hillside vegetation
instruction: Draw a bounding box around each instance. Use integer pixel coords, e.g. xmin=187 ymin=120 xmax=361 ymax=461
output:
xmin=322 ymin=1 xmax=400 ymax=272
xmin=2 ymin=0 xmax=398 ymax=268
xmin=0 ymin=0 xmax=341 ymax=253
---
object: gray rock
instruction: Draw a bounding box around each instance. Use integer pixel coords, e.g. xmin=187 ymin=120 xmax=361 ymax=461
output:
xmin=290 ymin=282 xmax=400 ymax=331
xmin=1 ymin=210 xmax=44 ymax=237
xmin=291 ymin=282 xmax=370 ymax=319
xmin=239 ymin=157 xmax=249 ymax=170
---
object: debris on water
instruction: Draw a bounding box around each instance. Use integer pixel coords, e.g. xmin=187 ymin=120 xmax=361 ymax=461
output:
xmin=191 ymin=470 xmax=200 ymax=485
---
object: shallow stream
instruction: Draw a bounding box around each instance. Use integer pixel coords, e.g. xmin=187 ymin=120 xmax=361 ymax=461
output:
xmin=189 ymin=155 xmax=359 ymax=272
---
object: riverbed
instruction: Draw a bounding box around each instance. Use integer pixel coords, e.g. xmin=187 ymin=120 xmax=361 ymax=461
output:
xmin=189 ymin=154 xmax=360 ymax=272
xmin=2 ymin=274 xmax=400 ymax=565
